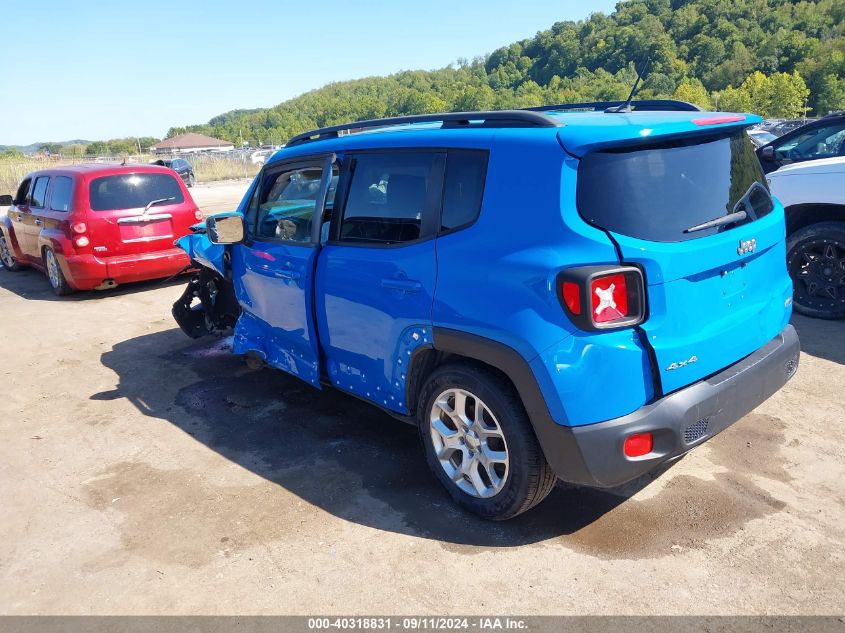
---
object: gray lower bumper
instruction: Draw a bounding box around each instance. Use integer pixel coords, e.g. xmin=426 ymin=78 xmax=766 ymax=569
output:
xmin=545 ymin=324 xmax=800 ymax=488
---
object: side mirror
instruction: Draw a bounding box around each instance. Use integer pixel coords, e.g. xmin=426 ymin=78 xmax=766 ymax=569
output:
xmin=0 ymin=195 xmax=13 ymax=206
xmin=760 ymin=146 xmax=775 ymax=161
xmin=206 ymin=212 xmax=245 ymax=244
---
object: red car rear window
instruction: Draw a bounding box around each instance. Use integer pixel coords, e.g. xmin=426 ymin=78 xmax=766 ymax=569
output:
xmin=89 ymin=174 xmax=184 ymax=211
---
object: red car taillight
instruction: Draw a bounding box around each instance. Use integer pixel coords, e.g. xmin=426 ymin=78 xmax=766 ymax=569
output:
xmin=623 ymin=432 xmax=653 ymax=457
xmin=558 ymin=266 xmax=646 ymax=330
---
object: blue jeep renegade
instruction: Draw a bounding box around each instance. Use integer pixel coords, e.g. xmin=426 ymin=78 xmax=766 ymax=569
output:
xmin=172 ymin=100 xmax=800 ymax=520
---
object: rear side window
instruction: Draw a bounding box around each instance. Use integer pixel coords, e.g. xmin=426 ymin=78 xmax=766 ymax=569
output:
xmin=341 ymin=152 xmax=437 ymax=244
xmin=577 ymin=132 xmax=772 ymax=242
xmin=31 ymin=177 xmax=50 ymax=208
xmin=49 ymin=176 xmax=74 ymax=212
xmin=89 ymin=174 xmax=184 ymax=211
xmin=440 ymin=151 xmax=487 ymax=232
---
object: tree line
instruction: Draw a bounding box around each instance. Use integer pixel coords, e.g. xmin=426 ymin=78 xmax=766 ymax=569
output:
xmin=4 ymin=0 xmax=844 ymax=157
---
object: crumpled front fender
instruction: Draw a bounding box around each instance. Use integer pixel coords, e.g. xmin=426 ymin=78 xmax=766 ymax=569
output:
xmin=175 ymin=231 xmax=226 ymax=277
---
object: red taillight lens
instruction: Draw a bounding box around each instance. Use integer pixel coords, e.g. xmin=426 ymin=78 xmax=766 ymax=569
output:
xmin=194 ymin=210 xmax=203 ymax=221
xmin=74 ymin=236 xmax=90 ymax=247
xmin=71 ymin=222 xmax=87 ymax=234
xmin=624 ymin=432 xmax=653 ymax=457
xmin=562 ymin=281 xmax=581 ymax=315
xmin=590 ymin=273 xmax=629 ymax=323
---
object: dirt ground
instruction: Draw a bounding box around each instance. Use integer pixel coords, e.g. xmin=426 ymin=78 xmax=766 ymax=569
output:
xmin=189 ymin=179 xmax=251 ymax=217
xmin=0 ymin=183 xmax=843 ymax=614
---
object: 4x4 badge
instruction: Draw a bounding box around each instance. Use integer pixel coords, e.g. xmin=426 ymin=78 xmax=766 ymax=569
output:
xmin=737 ymin=238 xmax=757 ymax=255
xmin=666 ymin=355 xmax=698 ymax=371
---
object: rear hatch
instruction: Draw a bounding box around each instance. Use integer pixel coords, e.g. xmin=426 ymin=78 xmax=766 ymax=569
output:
xmin=575 ymin=126 xmax=791 ymax=394
xmin=85 ymin=172 xmax=198 ymax=256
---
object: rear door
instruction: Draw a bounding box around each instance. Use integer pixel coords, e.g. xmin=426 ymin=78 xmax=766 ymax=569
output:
xmin=315 ymin=150 xmax=442 ymax=412
xmin=230 ymin=155 xmax=335 ymax=387
xmin=577 ymin=130 xmax=791 ymax=394
xmin=85 ymin=172 xmax=193 ymax=256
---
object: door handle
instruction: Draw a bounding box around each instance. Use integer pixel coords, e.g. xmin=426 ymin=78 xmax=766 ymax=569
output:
xmin=34 ymin=219 xmax=43 ymax=226
xmin=382 ymin=278 xmax=422 ymax=293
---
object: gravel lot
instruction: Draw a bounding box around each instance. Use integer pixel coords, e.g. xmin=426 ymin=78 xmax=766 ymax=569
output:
xmin=0 ymin=182 xmax=843 ymax=614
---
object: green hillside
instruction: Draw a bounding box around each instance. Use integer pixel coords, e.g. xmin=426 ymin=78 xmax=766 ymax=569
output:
xmin=168 ymin=0 xmax=844 ymax=146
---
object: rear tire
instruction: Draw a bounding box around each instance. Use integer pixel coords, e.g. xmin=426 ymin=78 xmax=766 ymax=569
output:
xmin=787 ymin=221 xmax=845 ymax=320
xmin=0 ymin=233 xmax=23 ymax=272
xmin=187 ymin=173 xmax=196 ymax=188
xmin=417 ymin=363 xmax=556 ymax=520
xmin=43 ymin=248 xmax=74 ymax=296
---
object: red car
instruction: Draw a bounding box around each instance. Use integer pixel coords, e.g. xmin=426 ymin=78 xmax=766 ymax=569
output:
xmin=0 ymin=164 xmax=202 ymax=295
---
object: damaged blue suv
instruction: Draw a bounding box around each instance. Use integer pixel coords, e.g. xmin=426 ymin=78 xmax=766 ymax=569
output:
xmin=173 ymin=100 xmax=800 ymax=520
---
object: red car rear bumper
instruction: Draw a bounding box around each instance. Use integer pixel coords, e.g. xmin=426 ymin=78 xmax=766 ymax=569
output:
xmin=60 ymin=248 xmax=190 ymax=290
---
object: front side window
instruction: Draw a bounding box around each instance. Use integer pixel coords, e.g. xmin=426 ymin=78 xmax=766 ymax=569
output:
xmin=775 ymin=122 xmax=845 ymax=161
xmin=50 ymin=176 xmax=74 ymax=212
xmin=89 ymin=174 xmax=185 ymax=211
xmin=15 ymin=178 xmax=31 ymax=205
xmin=30 ymin=176 xmax=50 ymax=208
xmin=340 ymin=152 xmax=437 ymax=244
xmin=254 ymin=165 xmax=326 ymax=242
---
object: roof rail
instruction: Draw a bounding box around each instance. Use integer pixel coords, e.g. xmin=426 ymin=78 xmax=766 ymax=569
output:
xmin=286 ymin=110 xmax=561 ymax=147
xmin=525 ymin=99 xmax=703 ymax=113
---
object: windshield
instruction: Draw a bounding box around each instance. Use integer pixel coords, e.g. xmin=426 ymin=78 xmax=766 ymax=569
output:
xmin=577 ymin=131 xmax=772 ymax=242
xmin=89 ymin=174 xmax=184 ymax=211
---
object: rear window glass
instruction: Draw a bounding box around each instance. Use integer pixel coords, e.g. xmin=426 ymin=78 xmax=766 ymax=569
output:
xmin=577 ymin=132 xmax=773 ymax=242
xmin=441 ymin=151 xmax=488 ymax=232
xmin=89 ymin=174 xmax=184 ymax=211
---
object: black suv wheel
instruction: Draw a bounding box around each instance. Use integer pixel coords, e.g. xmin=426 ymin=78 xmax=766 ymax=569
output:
xmin=417 ymin=363 xmax=556 ymax=520
xmin=787 ymin=221 xmax=845 ymax=320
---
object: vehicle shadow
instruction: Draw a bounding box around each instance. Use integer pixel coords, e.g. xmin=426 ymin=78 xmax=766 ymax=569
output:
xmin=0 ymin=267 xmax=187 ymax=302
xmin=94 ymin=329 xmax=670 ymax=547
xmin=791 ymin=313 xmax=845 ymax=365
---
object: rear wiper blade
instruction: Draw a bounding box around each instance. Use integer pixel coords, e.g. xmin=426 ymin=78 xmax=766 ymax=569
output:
xmin=684 ymin=181 xmax=769 ymax=234
xmin=144 ymin=197 xmax=176 ymax=213
xmin=684 ymin=209 xmax=747 ymax=233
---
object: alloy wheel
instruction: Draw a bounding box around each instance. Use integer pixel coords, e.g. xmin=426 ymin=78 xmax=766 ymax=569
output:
xmin=790 ymin=238 xmax=845 ymax=312
xmin=429 ymin=388 xmax=509 ymax=498
xmin=0 ymin=235 xmax=15 ymax=269
xmin=45 ymin=250 xmax=60 ymax=288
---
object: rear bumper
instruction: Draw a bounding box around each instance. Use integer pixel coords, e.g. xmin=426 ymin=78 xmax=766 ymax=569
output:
xmin=541 ymin=324 xmax=800 ymax=487
xmin=61 ymin=248 xmax=190 ymax=290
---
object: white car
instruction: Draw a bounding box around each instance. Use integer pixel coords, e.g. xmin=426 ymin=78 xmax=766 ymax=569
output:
xmin=767 ymin=156 xmax=845 ymax=319
xmin=250 ymin=149 xmax=275 ymax=165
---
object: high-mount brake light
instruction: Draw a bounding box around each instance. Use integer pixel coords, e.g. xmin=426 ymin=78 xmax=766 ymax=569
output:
xmin=693 ymin=115 xmax=745 ymax=126
xmin=557 ymin=266 xmax=646 ymax=330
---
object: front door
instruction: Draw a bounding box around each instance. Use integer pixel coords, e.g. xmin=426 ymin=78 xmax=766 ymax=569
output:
xmin=21 ymin=174 xmax=51 ymax=259
xmin=316 ymin=150 xmax=444 ymax=414
xmin=230 ymin=155 xmax=335 ymax=387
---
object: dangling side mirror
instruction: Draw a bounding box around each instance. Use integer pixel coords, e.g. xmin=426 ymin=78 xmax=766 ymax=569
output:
xmin=206 ymin=212 xmax=245 ymax=244
xmin=0 ymin=194 xmax=13 ymax=206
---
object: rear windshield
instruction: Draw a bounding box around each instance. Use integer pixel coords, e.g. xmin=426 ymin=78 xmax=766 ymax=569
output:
xmin=89 ymin=174 xmax=184 ymax=211
xmin=577 ymin=131 xmax=773 ymax=242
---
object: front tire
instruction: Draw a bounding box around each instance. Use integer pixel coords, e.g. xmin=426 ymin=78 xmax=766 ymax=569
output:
xmin=0 ymin=233 xmax=23 ymax=272
xmin=43 ymin=248 xmax=74 ymax=296
xmin=417 ymin=363 xmax=556 ymax=520
xmin=787 ymin=221 xmax=845 ymax=320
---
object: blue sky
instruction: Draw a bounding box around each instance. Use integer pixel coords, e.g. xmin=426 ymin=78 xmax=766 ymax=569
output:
xmin=0 ymin=0 xmax=618 ymax=145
